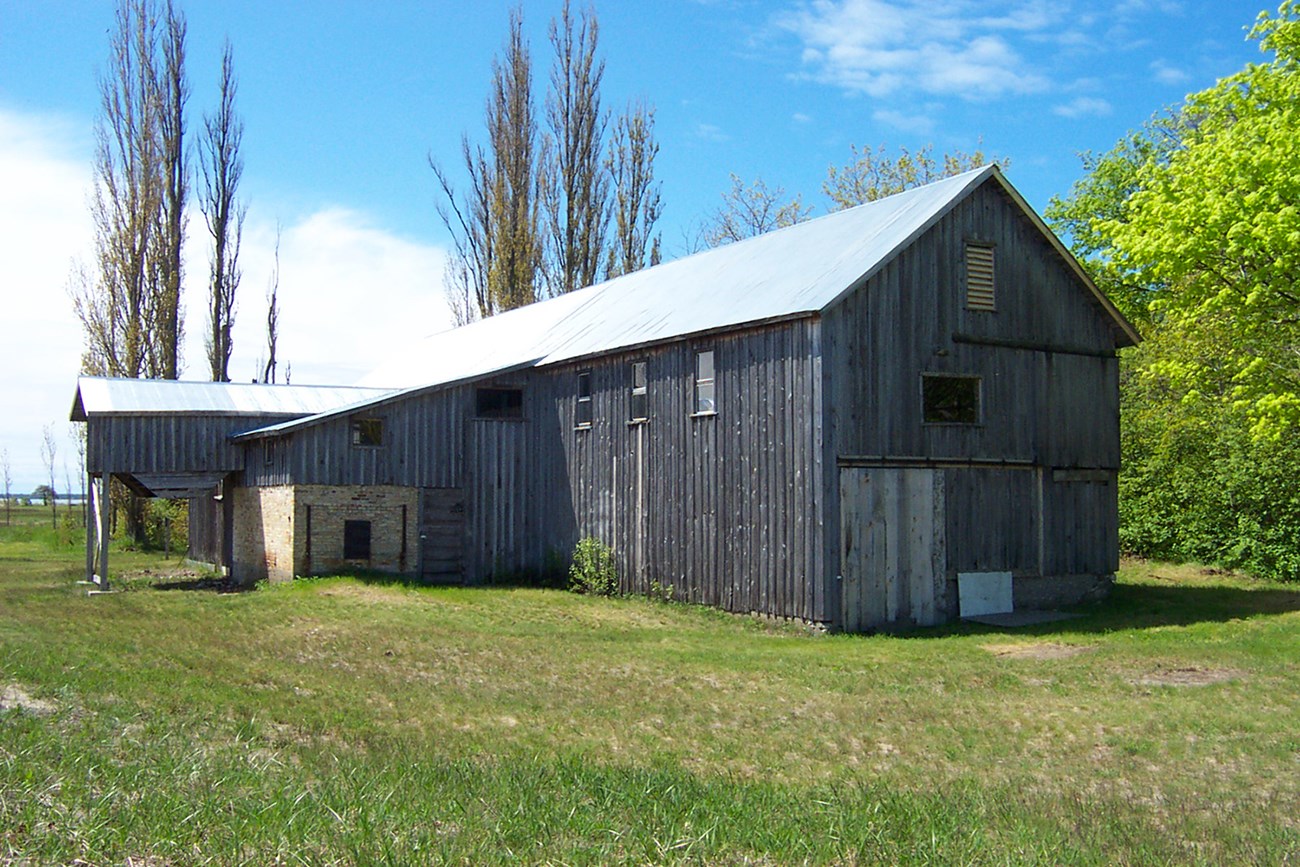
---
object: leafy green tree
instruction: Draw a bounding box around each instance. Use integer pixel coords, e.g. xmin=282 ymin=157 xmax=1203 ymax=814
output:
xmin=1050 ymin=3 xmax=1300 ymax=580
xmin=1101 ymin=4 xmax=1300 ymax=435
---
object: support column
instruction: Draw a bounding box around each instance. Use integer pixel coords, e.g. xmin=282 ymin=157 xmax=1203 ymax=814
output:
xmin=85 ymin=471 xmax=96 ymax=583
xmin=98 ymin=471 xmax=111 ymax=591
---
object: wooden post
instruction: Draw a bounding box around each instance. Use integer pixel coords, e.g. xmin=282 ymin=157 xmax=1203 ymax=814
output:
xmin=98 ymin=470 xmax=111 ymax=592
xmin=85 ymin=471 xmax=96 ymax=583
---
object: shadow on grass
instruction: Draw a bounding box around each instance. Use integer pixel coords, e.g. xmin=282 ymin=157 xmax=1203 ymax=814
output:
xmin=151 ymin=575 xmax=247 ymax=593
xmin=905 ymin=581 xmax=1300 ymax=641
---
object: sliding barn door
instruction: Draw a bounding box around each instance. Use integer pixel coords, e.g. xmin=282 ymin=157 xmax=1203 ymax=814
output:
xmin=840 ymin=467 xmax=947 ymax=630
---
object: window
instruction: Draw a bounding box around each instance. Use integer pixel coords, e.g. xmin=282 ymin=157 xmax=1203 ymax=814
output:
xmin=343 ymin=520 xmax=371 ymax=559
xmin=923 ymin=374 xmax=981 ymax=424
xmin=476 ymin=387 xmax=523 ymax=419
xmin=351 ymin=417 xmax=383 ymax=447
xmin=629 ymin=362 xmax=648 ymax=422
xmin=575 ymin=371 xmax=593 ymax=428
xmin=694 ymin=351 xmax=716 ymax=415
xmin=965 ymin=243 xmax=996 ymax=311
xmin=262 ymin=437 xmax=276 ymax=466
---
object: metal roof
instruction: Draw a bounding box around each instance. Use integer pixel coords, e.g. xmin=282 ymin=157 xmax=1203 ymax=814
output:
xmin=243 ymin=167 xmax=1138 ymax=440
xmin=358 ymin=166 xmax=1004 ymax=391
xmin=71 ymin=377 xmax=395 ymax=421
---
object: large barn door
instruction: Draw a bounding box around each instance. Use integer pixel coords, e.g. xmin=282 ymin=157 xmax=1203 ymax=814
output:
xmin=840 ymin=467 xmax=947 ymax=630
xmin=419 ymin=487 xmax=465 ymax=584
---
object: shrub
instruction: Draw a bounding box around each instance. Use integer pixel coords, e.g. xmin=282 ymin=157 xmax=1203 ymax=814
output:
xmin=568 ymin=537 xmax=618 ymax=596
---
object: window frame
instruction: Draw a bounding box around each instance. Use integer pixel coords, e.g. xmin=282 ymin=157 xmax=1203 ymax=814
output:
xmin=350 ymin=417 xmax=384 ymax=448
xmin=343 ymin=519 xmax=372 ymax=560
xmin=692 ymin=350 xmax=717 ymax=417
xmin=629 ymin=361 xmax=648 ymax=424
xmin=575 ymin=370 xmax=593 ymax=429
xmin=921 ymin=373 xmax=982 ymax=426
xmin=475 ymin=387 xmax=524 ymax=420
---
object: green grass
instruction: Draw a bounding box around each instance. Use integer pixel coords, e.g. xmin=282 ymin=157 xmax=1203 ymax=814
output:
xmin=1 ymin=505 xmax=1298 ymax=864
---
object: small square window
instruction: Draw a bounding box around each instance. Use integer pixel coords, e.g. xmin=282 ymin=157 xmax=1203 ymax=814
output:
xmin=343 ymin=520 xmax=371 ymax=559
xmin=694 ymin=351 xmax=716 ymax=415
xmin=351 ymin=418 xmax=383 ymax=447
xmin=629 ymin=362 xmax=648 ymax=422
xmin=923 ymin=375 xmax=981 ymax=424
xmin=576 ymin=371 xmax=593 ymax=428
xmin=476 ymin=388 xmax=523 ymax=419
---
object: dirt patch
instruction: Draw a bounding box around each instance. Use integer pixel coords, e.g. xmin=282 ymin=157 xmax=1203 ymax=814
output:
xmin=1 ymin=683 xmax=57 ymax=716
xmin=982 ymin=642 xmax=1095 ymax=660
xmin=1130 ymin=666 xmax=1243 ymax=687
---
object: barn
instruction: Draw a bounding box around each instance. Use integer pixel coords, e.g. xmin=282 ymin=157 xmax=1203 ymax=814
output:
xmin=72 ymin=166 xmax=1139 ymax=630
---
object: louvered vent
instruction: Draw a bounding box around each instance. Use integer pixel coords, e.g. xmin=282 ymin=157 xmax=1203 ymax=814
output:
xmin=966 ymin=244 xmax=996 ymax=311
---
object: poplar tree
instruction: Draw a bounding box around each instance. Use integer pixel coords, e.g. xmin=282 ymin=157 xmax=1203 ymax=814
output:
xmin=542 ymin=0 xmax=609 ymax=295
xmin=72 ymin=0 xmax=188 ymax=380
xmin=435 ymin=7 xmax=542 ymax=320
xmin=702 ymin=175 xmax=812 ymax=247
xmin=201 ymin=41 xmax=245 ymax=382
xmin=605 ymin=100 xmax=662 ymax=278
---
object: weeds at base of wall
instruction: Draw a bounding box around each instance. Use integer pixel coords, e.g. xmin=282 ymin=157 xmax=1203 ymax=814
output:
xmin=568 ymin=537 xmax=619 ymax=596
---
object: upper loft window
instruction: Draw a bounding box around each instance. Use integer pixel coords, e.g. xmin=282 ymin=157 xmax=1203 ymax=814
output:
xmin=629 ymin=362 xmax=648 ymax=423
xmin=922 ymin=374 xmax=981 ymax=425
xmin=694 ymin=350 xmax=716 ymax=416
xmin=476 ymin=387 xmax=524 ymax=419
xmin=351 ymin=417 xmax=384 ymax=447
xmin=965 ymin=242 xmax=996 ymax=311
xmin=576 ymin=371 xmax=593 ymax=428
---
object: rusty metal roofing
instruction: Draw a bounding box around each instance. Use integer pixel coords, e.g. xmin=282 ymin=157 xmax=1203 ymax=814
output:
xmin=70 ymin=377 xmax=394 ymax=421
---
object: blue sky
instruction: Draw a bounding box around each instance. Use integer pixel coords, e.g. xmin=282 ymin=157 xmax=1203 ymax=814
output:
xmin=0 ymin=0 xmax=1271 ymax=488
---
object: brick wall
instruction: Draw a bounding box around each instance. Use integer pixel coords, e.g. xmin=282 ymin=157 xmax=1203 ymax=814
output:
xmin=232 ymin=485 xmax=296 ymax=585
xmin=295 ymin=485 xmax=419 ymax=578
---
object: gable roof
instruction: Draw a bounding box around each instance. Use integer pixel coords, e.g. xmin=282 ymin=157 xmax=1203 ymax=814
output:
xmin=70 ymin=377 xmax=393 ymax=421
xmin=235 ymin=166 xmax=1138 ymax=441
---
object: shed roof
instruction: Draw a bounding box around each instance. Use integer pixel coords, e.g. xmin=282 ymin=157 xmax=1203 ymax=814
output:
xmin=237 ymin=167 xmax=1139 ymax=441
xmin=70 ymin=377 xmax=394 ymax=421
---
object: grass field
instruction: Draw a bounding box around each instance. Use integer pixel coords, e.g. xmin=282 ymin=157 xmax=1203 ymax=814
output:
xmin=1 ymin=503 xmax=1298 ymax=864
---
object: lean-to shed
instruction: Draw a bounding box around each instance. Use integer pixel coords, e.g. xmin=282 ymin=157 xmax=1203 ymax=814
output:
xmin=73 ymin=166 xmax=1138 ymax=629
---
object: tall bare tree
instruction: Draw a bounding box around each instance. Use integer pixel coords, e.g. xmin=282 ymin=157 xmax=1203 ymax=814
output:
xmin=40 ymin=426 xmax=58 ymax=529
xmin=542 ymin=0 xmax=609 ymax=295
xmin=72 ymin=0 xmax=188 ymax=379
xmin=823 ymin=142 xmax=1004 ymax=210
xmin=201 ymin=40 xmax=245 ymax=382
xmin=703 ymin=174 xmax=812 ymax=247
xmin=435 ymin=6 xmax=542 ymax=320
xmin=605 ymin=100 xmax=662 ymax=278
xmin=261 ymin=227 xmax=282 ymax=384
xmin=1 ymin=447 xmax=11 ymax=527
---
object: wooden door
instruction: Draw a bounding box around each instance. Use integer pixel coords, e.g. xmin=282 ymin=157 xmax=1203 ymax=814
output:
xmin=420 ymin=487 xmax=465 ymax=584
xmin=840 ymin=467 xmax=947 ymax=630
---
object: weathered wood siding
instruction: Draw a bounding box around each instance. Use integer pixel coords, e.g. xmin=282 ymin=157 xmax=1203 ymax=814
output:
xmin=85 ymin=414 xmax=294 ymax=474
xmin=242 ymin=386 xmax=472 ymax=489
xmin=529 ymin=319 xmax=827 ymax=624
xmin=824 ymin=179 xmax=1122 ymax=624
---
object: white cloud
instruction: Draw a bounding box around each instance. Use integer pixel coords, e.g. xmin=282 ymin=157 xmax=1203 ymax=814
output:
xmin=694 ymin=123 xmax=730 ymax=142
xmin=0 ymin=107 xmax=95 ymax=491
xmin=778 ymin=0 xmax=1052 ymax=99
xmin=0 ymin=105 xmax=451 ymax=491
xmin=872 ymin=107 xmax=935 ymax=134
xmin=215 ymin=209 xmax=451 ymax=387
xmin=1150 ymin=58 xmax=1189 ymax=84
xmin=792 ymin=111 xmax=814 ymax=124
xmin=1052 ymin=96 xmax=1113 ymax=118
